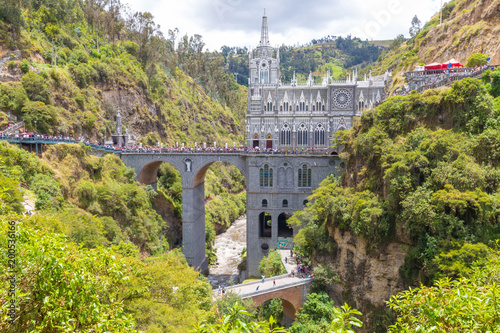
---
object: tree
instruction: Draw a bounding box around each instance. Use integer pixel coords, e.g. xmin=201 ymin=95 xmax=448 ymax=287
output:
xmin=466 ymin=53 xmax=488 ymax=68
xmin=0 ymin=215 xmax=138 ymax=332
xmin=388 ymin=251 xmax=500 ymax=332
xmin=191 ymin=302 xmax=288 ymax=333
xmin=259 ymin=249 xmax=287 ymax=276
xmin=409 ymin=15 xmax=421 ymax=38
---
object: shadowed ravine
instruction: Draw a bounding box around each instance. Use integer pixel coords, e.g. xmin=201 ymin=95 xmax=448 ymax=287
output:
xmin=207 ymin=216 xmax=247 ymax=288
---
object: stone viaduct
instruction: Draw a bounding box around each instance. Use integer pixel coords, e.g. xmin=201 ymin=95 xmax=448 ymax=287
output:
xmin=120 ymin=152 xmax=342 ymax=276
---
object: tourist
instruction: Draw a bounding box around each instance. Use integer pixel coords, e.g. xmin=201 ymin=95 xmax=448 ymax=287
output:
xmin=273 ymin=280 xmax=276 ymax=287
xmin=291 ymin=270 xmax=295 ymax=278
xmin=285 ymin=257 xmax=287 ymax=263
xmin=262 ymin=275 xmax=265 ymax=283
xmin=256 ymin=285 xmax=259 ymax=291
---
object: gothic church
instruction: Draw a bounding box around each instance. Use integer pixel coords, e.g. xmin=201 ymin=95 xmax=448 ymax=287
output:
xmin=246 ymin=13 xmax=391 ymax=150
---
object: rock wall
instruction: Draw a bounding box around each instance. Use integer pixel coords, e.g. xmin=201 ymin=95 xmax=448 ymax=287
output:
xmin=313 ymin=229 xmax=409 ymax=332
xmin=418 ymin=0 xmax=500 ymax=65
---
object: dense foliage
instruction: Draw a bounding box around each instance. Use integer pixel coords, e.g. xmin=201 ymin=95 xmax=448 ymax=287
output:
xmin=258 ymin=249 xmax=287 ymax=277
xmin=293 ymin=78 xmax=500 ymax=285
xmin=289 ymin=292 xmax=362 ymax=333
xmin=388 ymin=249 xmax=500 ymax=332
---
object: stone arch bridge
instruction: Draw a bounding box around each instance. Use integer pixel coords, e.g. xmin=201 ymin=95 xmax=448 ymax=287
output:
xmin=225 ymin=274 xmax=312 ymax=327
xmin=0 ymin=136 xmax=341 ymax=275
xmin=120 ymin=152 xmax=341 ymax=275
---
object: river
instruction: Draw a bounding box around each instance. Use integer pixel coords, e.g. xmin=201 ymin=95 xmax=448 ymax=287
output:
xmin=207 ymin=215 xmax=247 ymax=288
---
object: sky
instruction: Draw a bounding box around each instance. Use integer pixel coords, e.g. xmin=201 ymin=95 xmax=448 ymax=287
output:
xmin=124 ymin=0 xmax=442 ymax=51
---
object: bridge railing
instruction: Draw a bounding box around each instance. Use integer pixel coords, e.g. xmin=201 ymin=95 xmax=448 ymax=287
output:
xmin=228 ymin=277 xmax=313 ymax=298
xmin=0 ymin=136 xmax=336 ymax=157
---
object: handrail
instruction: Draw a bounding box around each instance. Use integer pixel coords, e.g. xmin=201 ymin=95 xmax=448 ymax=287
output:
xmin=0 ymin=136 xmax=335 ymax=157
xmin=231 ymin=278 xmax=312 ymax=298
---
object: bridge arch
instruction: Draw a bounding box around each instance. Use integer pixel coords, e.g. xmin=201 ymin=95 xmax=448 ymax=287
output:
xmin=138 ymin=160 xmax=182 ymax=185
xmin=248 ymin=281 xmax=311 ymax=327
xmin=256 ymin=298 xmax=297 ymax=328
xmin=126 ymin=153 xmax=248 ymax=273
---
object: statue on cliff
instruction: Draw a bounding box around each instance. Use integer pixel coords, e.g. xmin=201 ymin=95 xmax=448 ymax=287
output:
xmin=116 ymin=109 xmax=123 ymax=135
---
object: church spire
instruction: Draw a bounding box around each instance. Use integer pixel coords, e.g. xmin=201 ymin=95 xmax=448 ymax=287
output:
xmin=259 ymin=9 xmax=270 ymax=46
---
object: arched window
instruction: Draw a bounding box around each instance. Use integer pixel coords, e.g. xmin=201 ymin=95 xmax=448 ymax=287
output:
xmin=297 ymin=124 xmax=308 ymax=146
xmin=282 ymin=199 xmax=288 ymax=208
xmin=289 ymin=105 xmax=292 ymax=112
xmin=298 ymin=164 xmax=311 ymax=187
xmin=280 ymin=124 xmax=291 ymax=145
xmin=306 ymin=104 xmax=308 ymax=111
xmin=312 ymin=105 xmax=315 ymax=111
xmin=322 ymin=104 xmax=325 ymax=111
xmin=260 ymin=70 xmax=269 ymax=84
xmin=280 ymin=105 xmax=283 ymax=111
xmin=260 ymin=164 xmax=273 ymax=187
xmin=314 ymin=124 xmax=325 ymax=146
xmin=264 ymin=105 xmax=266 ymax=111
xmin=296 ymin=105 xmax=299 ymax=111
xmin=262 ymin=199 xmax=268 ymax=208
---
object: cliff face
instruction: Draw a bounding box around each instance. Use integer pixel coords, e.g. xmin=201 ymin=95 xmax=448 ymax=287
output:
xmin=418 ymin=0 xmax=500 ymax=65
xmin=314 ymin=229 xmax=409 ymax=332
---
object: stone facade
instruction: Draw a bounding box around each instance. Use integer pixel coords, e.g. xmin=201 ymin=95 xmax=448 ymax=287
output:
xmin=246 ymin=13 xmax=391 ymax=150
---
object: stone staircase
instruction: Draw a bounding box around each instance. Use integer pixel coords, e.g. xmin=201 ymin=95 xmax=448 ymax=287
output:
xmin=1 ymin=114 xmax=24 ymax=135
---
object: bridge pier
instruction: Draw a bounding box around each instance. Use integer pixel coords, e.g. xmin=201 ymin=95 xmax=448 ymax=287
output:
xmin=182 ymin=182 xmax=208 ymax=274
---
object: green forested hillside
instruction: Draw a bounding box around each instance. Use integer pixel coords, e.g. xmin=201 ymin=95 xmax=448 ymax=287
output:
xmin=291 ymin=76 xmax=500 ymax=330
xmin=223 ymin=36 xmax=383 ymax=86
xmin=0 ymin=0 xmax=246 ymax=144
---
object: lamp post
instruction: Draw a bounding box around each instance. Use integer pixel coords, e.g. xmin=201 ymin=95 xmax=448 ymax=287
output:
xmin=234 ymin=72 xmax=239 ymax=84
xmin=440 ymin=0 xmax=443 ymax=25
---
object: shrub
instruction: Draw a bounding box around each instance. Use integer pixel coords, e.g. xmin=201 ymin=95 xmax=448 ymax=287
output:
xmin=75 ymin=93 xmax=85 ymax=109
xmin=21 ymin=71 xmax=50 ymax=103
xmin=75 ymin=180 xmax=97 ymax=209
xmin=122 ymin=40 xmax=139 ymax=56
xmin=19 ymin=59 xmax=30 ymax=73
xmin=258 ymin=249 xmax=286 ymax=276
xmin=68 ymin=49 xmax=89 ymax=64
xmin=22 ymin=101 xmax=59 ymax=134
xmin=466 ymin=53 xmax=488 ymax=67
xmin=57 ymin=50 xmax=67 ymax=65
xmin=7 ymin=61 xmax=17 ymax=70
xmin=83 ymin=111 xmax=98 ymax=128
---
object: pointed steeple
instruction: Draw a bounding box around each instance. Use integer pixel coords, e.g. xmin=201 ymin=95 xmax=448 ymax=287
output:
xmin=256 ymin=9 xmax=273 ymax=58
xmin=260 ymin=9 xmax=270 ymax=47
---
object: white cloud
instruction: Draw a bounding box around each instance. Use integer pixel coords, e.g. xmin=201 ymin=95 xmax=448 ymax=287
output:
xmin=124 ymin=0 xmax=442 ymax=51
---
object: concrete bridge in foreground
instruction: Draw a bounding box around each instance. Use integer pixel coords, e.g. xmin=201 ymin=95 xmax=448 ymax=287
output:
xmin=224 ymin=274 xmax=312 ymax=326
xmin=0 ymin=136 xmax=342 ymax=276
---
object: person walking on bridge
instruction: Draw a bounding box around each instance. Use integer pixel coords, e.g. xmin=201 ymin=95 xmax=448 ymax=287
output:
xmin=261 ymin=275 xmax=265 ymax=283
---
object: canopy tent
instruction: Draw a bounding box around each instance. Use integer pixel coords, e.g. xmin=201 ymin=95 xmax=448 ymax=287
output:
xmin=424 ymin=62 xmax=443 ymax=70
xmin=442 ymin=58 xmax=464 ymax=68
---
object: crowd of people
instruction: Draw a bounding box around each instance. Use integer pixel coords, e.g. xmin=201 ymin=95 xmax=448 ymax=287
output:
xmin=0 ymin=133 xmax=331 ymax=155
